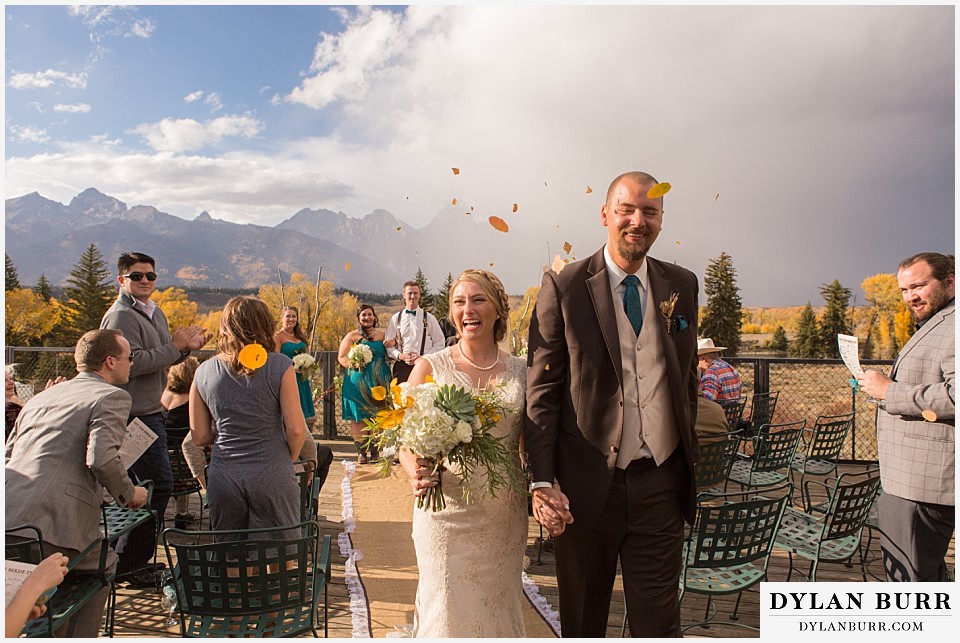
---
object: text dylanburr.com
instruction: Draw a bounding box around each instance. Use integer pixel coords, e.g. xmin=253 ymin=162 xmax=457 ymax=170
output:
xmin=761 ymin=583 xmax=955 ymax=638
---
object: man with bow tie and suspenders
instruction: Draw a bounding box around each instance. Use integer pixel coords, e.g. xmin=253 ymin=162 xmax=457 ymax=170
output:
xmin=384 ymin=280 xmax=446 ymax=382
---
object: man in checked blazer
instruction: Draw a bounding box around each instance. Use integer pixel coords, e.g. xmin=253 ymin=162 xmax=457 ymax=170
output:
xmin=6 ymin=329 xmax=148 ymax=636
xmin=525 ymin=171 xmax=699 ymax=636
xmin=860 ymin=252 xmax=955 ymax=582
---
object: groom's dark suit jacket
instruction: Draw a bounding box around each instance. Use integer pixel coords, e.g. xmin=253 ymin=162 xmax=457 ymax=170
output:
xmin=525 ymin=248 xmax=700 ymax=527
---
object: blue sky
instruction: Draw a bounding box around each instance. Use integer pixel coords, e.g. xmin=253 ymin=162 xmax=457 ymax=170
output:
xmin=4 ymin=3 xmax=956 ymax=305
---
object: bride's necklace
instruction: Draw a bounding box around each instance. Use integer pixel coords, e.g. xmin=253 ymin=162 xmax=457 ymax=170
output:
xmin=458 ymin=343 xmax=500 ymax=371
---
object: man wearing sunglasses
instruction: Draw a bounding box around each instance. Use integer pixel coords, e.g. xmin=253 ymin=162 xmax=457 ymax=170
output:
xmin=100 ymin=251 xmax=210 ymax=588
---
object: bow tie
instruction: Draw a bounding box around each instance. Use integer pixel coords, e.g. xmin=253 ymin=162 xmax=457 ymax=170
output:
xmin=404 ymin=309 xmax=417 ymax=315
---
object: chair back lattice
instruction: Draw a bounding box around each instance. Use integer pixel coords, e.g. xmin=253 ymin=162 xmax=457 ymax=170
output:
xmin=747 ymin=391 xmax=779 ymax=427
xmin=720 ymin=397 xmax=747 ymax=429
xmin=695 ymin=432 xmax=741 ymax=491
xmin=164 ymin=521 xmax=321 ymax=638
xmin=688 ymin=483 xmax=792 ymax=569
xmin=821 ymin=471 xmax=882 ymax=542
xmin=167 ymin=429 xmax=203 ymax=496
xmin=750 ymin=421 xmax=805 ymax=473
xmin=804 ymin=413 xmax=853 ymax=463
xmin=294 ymin=459 xmax=319 ymax=523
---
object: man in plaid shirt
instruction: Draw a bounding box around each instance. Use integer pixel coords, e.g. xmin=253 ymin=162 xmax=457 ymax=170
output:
xmin=697 ymin=338 xmax=742 ymax=402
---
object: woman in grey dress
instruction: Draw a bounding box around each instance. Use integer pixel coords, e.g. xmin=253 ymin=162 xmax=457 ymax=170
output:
xmin=189 ymin=296 xmax=307 ymax=538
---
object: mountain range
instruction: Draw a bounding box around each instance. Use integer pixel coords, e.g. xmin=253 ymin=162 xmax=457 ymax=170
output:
xmin=4 ymin=188 xmax=545 ymax=294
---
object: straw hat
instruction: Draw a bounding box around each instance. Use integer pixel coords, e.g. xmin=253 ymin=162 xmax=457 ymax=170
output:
xmin=697 ymin=338 xmax=726 ymax=355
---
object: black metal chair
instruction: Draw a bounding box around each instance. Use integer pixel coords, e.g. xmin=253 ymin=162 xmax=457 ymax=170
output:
xmin=165 ymin=427 xmax=205 ymax=532
xmin=742 ymin=391 xmax=779 ymax=437
xmin=774 ymin=469 xmax=881 ymax=581
xmin=680 ymin=480 xmax=792 ymax=632
xmin=162 ymin=521 xmax=331 ymax=638
xmin=726 ymin=420 xmax=805 ymax=494
xmin=719 ymin=396 xmax=747 ymax=430
xmin=694 ymin=430 xmax=742 ymax=493
xmin=6 ymin=525 xmax=111 ymax=638
xmin=294 ymin=458 xmax=321 ymax=524
xmin=789 ymin=413 xmax=854 ymax=507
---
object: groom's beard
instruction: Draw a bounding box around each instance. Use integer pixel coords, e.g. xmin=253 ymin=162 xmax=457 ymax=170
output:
xmin=616 ymin=226 xmax=658 ymax=262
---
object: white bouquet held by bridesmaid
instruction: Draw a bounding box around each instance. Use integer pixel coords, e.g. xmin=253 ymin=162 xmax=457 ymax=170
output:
xmin=291 ymin=352 xmax=316 ymax=374
xmin=365 ymin=377 xmax=524 ymax=511
xmin=347 ymin=343 xmax=373 ymax=371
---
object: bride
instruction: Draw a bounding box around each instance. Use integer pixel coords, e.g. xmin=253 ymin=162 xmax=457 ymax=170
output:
xmin=398 ymin=269 xmax=528 ymax=638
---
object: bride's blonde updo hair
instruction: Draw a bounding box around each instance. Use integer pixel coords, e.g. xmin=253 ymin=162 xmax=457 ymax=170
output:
xmin=450 ymin=269 xmax=510 ymax=344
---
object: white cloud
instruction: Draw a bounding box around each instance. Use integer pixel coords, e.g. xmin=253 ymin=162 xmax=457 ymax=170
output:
xmin=128 ymin=114 xmax=264 ymax=153
xmin=53 ymin=103 xmax=92 ymax=114
xmin=69 ymin=5 xmax=153 ymax=40
xmin=203 ymin=92 xmax=223 ymax=113
xmin=184 ymin=91 xmax=204 ymax=103
xmin=128 ymin=18 xmax=155 ymax=39
xmin=8 ymin=125 xmax=49 ymax=143
xmin=8 ymin=69 xmax=88 ymax=90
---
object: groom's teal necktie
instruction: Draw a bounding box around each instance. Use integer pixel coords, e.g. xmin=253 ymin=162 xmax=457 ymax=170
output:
xmin=622 ymin=274 xmax=642 ymax=336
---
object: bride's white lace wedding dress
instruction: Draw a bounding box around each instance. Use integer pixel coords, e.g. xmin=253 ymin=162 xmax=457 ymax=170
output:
xmin=409 ymin=347 xmax=528 ymax=638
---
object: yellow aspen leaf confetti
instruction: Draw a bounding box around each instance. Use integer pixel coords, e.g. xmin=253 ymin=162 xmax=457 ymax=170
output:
xmin=452 ymin=198 xmax=457 ymax=205
xmin=344 ymin=261 xmax=351 ymax=271
xmin=544 ymin=181 xmax=548 ymax=187
xmin=714 ymin=193 xmax=720 ymax=201
xmin=675 ymin=240 xmax=681 ymax=245
xmin=238 ymin=344 xmax=267 ymax=370
xmin=646 ymin=182 xmax=672 ymax=198
xmin=470 ymin=206 xmax=475 ymax=212
xmin=488 ymin=216 xmax=509 ymax=233
xmin=489 ymin=262 xmax=494 ymax=267
xmin=405 ymin=196 xmax=410 ymax=200
xmin=512 ymin=203 xmax=519 ymax=213
xmin=585 ymin=185 xmax=593 ymax=194
xmin=562 ymin=241 xmax=572 ymax=254
xmin=551 ymin=254 xmax=565 ymax=274
xmin=545 ymin=364 xmax=551 ymax=371
xmin=451 ymin=167 xmax=460 ymax=175
xmin=922 ymin=409 xmax=938 ymax=422
xmin=396 ymin=226 xmax=402 ymax=231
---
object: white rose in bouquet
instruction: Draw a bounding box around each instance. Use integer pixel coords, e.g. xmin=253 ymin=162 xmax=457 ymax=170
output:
xmin=347 ymin=343 xmax=373 ymax=370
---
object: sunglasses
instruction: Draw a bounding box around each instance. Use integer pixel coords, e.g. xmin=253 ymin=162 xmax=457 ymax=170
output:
xmin=104 ymin=354 xmax=134 ymax=363
xmin=122 ymin=272 xmax=157 ymax=282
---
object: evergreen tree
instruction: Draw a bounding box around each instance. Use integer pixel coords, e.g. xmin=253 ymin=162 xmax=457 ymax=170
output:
xmin=61 ymin=244 xmax=115 ymax=341
xmin=818 ymin=279 xmax=853 ymax=358
xmin=434 ymin=272 xmax=454 ymax=319
xmin=413 ymin=267 xmax=434 ymax=312
xmin=5 ymin=254 xmax=21 ymax=290
xmin=33 ymin=273 xmax=53 ymax=301
xmin=792 ymin=302 xmax=821 ymax=358
xmin=769 ymin=325 xmax=789 ymax=352
xmin=699 ymin=252 xmax=742 ymax=356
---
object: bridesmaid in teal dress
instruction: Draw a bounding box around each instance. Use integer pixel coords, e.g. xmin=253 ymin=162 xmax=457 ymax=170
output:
xmin=273 ymin=306 xmax=316 ymax=421
xmin=336 ymin=304 xmax=393 ymax=463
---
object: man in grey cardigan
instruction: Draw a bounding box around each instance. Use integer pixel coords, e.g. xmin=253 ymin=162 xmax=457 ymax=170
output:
xmin=100 ymin=251 xmax=209 ymax=586
xmin=860 ymin=252 xmax=955 ymax=582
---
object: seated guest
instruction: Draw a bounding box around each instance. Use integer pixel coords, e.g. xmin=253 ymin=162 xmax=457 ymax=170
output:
xmin=161 ymin=357 xmax=205 ymax=529
xmin=695 ymin=392 xmax=731 ymax=445
xmin=190 ymin=296 xmax=306 ymax=539
xmin=5 ymin=552 xmax=69 ymax=638
xmin=5 ymin=329 xmax=147 ymax=637
xmin=697 ymin=337 xmax=742 ymax=402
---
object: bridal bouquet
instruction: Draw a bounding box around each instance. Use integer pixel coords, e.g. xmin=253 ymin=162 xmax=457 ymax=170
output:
xmin=291 ymin=352 xmax=317 ymax=374
xmin=364 ymin=378 xmax=524 ymax=511
xmin=347 ymin=343 xmax=373 ymax=371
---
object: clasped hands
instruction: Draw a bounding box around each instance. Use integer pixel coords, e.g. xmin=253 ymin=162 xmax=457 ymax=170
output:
xmin=409 ymin=457 xmax=443 ymax=497
xmin=532 ymin=484 xmax=574 ymax=537
xmin=173 ymin=325 xmax=212 ymax=352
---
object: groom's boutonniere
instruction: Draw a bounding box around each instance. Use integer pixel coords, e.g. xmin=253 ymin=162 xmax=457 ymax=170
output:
xmin=659 ymin=293 xmax=679 ymax=334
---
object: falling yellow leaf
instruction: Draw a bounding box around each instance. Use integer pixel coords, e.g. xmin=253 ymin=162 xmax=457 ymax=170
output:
xmin=714 ymin=193 xmax=720 ymax=201
xmin=238 ymin=344 xmax=267 ymax=370
xmin=922 ymin=409 xmax=938 ymax=422
xmin=396 ymin=226 xmax=402 ymax=231
xmin=470 ymin=206 xmax=475 ymax=212
xmin=512 ymin=203 xmax=518 ymax=213
xmin=405 ymin=196 xmax=410 ymax=200
xmin=452 ymin=198 xmax=457 ymax=205
xmin=544 ymin=181 xmax=548 ymax=187
xmin=488 ymin=216 xmax=509 ymax=232
xmin=556 ymin=224 xmax=560 ymax=229
xmin=585 ymin=185 xmax=593 ymax=194
xmin=551 ymin=254 xmax=565 ymax=274
xmin=562 ymin=241 xmax=572 ymax=254
xmin=545 ymin=364 xmax=551 ymax=371
xmin=344 ymin=261 xmax=351 ymax=272
xmin=675 ymin=240 xmax=681 ymax=245
xmin=489 ymin=262 xmax=494 ymax=267
xmin=647 ymin=182 xmax=672 ymax=198
xmin=451 ymin=167 xmax=460 ymax=175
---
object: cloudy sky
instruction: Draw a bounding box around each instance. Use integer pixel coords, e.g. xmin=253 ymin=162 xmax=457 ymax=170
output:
xmin=4 ymin=3 xmax=955 ymax=305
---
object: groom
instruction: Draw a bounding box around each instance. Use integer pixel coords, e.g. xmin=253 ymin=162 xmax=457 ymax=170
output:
xmin=525 ymin=171 xmax=700 ymax=637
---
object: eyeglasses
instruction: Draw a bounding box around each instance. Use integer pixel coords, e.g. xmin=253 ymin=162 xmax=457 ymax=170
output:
xmin=105 ymin=354 xmax=134 ymax=363
xmin=122 ymin=272 xmax=157 ymax=282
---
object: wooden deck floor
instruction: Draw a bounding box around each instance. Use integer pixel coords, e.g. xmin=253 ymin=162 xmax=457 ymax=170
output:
xmin=109 ymin=439 xmax=954 ymax=638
